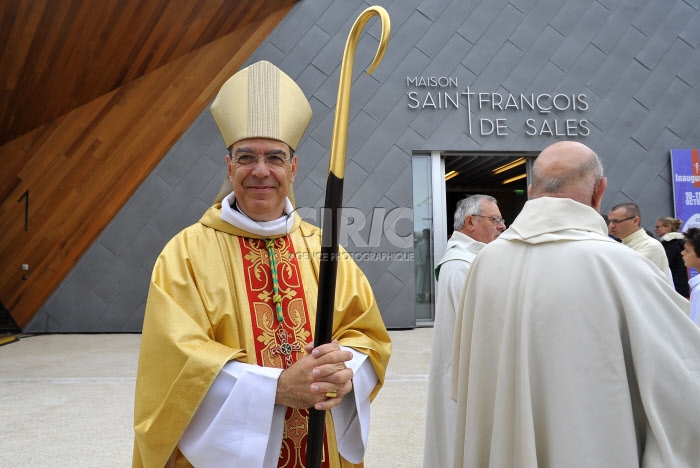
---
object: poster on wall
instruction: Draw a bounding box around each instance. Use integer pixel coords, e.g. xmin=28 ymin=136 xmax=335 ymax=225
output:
xmin=671 ymin=148 xmax=700 ymax=277
xmin=671 ymin=149 xmax=700 ymax=227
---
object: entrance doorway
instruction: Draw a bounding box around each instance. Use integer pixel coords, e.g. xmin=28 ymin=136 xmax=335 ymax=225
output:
xmin=443 ymin=151 xmax=536 ymax=239
xmin=412 ymin=151 xmax=537 ymax=324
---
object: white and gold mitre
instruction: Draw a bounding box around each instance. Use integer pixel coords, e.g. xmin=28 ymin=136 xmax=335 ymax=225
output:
xmin=210 ymin=60 xmax=313 ymax=150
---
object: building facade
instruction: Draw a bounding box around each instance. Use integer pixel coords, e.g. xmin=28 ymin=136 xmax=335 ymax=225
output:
xmin=28 ymin=0 xmax=700 ymax=331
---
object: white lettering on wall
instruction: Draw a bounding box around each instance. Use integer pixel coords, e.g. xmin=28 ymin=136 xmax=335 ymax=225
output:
xmin=406 ymin=76 xmax=458 ymax=87
xmin=407 ymin=91 xmax=461 ymax=109
xmin=406 ymin=77 xmax=590 ymax=137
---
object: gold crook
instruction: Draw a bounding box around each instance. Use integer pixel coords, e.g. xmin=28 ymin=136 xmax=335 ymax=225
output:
xmin=328 ymin=6 xmax=391 ymax=179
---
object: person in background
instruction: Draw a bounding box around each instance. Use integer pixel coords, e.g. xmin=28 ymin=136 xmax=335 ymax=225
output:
xmin=608 ymin=202 xmax=672 ymax=284
xmin=415 ymin=229 xmax=432 ymax=303
xmin=682 ymin=227 xmax=700 ymax=326
xmin=655 ymin=217 xmax=690 ymax=297
xmin=452 ymin=141 xmax=698 ymax=467
xmin=423 ymin=194 xmax=505 ymax=468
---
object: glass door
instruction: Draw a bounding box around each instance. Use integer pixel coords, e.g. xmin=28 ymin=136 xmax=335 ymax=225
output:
xmin=412 ymin=152 xmax=446 ymax=322
xmin=412 ymin=155 xmax=434 ymax=321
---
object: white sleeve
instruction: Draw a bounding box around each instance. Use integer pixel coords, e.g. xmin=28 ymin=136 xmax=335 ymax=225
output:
xmin=332 ymin=347 xmax=379 ymax=464
xmin=178 ymin=361 xmax=286 ymax=468
xmin=178 ymin=348 xmax=378 ymax=467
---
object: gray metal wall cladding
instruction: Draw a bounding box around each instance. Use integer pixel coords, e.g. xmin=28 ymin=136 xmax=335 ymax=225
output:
xmin=28 ymin=0 xmax=700 ymax=332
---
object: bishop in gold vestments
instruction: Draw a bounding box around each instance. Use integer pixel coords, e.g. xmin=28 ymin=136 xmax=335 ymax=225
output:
xmin=132 ymin=61 xmax=391 ymax=468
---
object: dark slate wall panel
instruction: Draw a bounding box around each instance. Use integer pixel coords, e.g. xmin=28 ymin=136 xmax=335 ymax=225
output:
xmin=28 ymin=0 xmax=700 ymax=332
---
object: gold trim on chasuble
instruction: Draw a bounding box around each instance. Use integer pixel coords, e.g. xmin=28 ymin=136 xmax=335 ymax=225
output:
xmin=239 ymin=237 xmax=331 ymax=468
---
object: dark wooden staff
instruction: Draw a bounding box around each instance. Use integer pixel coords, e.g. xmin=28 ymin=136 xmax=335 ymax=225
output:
xmin=306 ymin=5 xmax=390 ymax=468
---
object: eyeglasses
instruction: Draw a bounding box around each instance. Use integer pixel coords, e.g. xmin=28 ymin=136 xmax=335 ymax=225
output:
xmin=473 ymin=215 xmax=506 ymax=225
xmin=607 ymin=216 xmax=635 ymax=225
xmin=232 ymin=153 xmax=291 ymax=167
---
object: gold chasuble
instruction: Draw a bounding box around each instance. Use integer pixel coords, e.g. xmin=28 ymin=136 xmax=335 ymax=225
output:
xmin=132 ymin=204 xmax=391 ymax=468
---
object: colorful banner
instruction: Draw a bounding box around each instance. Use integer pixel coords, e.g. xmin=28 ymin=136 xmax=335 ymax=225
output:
xmin=671 ymin=149 xmax=700 ymax=226
xmin=671 ymin=148 xmax=700 ymax=277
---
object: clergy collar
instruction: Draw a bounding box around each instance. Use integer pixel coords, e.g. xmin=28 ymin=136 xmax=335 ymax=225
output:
xmin=500 ymin=197 xmax=610 ymax=242
xmin=448 ymin=231 xmax=486 ymax=255
xmin=621 ymin=227 xmax=649 ymax=245
xmin=220 ymin=191 xmax=295 ymax=237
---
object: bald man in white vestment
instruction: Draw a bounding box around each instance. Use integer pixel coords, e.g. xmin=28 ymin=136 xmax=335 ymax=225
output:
xmin=423 ymin=194 xmax=505 ymax=468
xmin=452 ymin=141 xmax=700 ymax=467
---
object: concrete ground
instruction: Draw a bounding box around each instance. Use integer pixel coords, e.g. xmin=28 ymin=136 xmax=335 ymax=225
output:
xmin=0 ymin=328 xmax=432 ymax=467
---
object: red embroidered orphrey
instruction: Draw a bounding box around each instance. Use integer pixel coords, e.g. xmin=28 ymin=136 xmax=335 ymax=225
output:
xmin=239 ymin=237 xmax=331 ymax=468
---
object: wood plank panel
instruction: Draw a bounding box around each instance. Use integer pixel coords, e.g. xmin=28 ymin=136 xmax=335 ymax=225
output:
xmin=0 ymin=0 xmax=296 ymax=145
xmin=0 ymin=3 xmax=296 ymax=328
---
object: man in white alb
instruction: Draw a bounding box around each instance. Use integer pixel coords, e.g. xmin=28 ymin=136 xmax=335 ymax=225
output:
xmin=608 ymin=202 xmax=673 ymax=284
xmin=452 ymin=141 xmax=700 ymax=467
xmin=423 ymin=194 xmax=505 ymax=468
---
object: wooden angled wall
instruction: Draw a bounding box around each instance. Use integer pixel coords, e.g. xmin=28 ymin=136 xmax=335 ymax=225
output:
xmin=0 ymin=0 xmax=297 ymax=329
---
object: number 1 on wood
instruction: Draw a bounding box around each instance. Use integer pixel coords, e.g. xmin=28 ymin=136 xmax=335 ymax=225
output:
xmin=17 ymin=189 xmax=28 ymax=231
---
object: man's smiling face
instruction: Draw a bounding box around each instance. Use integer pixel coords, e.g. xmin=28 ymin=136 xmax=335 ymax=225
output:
xmin=227 ymin=138 xmax=297 ymax=222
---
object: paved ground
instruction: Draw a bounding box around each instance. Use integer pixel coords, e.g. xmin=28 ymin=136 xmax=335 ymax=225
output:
xmin=0 ymin=328 xmax=432 ymax=467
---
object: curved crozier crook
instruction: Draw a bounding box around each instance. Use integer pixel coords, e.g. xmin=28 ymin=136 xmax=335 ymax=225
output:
xmin=306 ymin=8 xmax=391 ymax=468
xmin=329 ymin=6 xmax=390 ymax=179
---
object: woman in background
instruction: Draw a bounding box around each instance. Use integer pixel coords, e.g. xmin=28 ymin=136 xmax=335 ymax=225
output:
xmin=655 ymin=217 xmax=690 ymax=298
